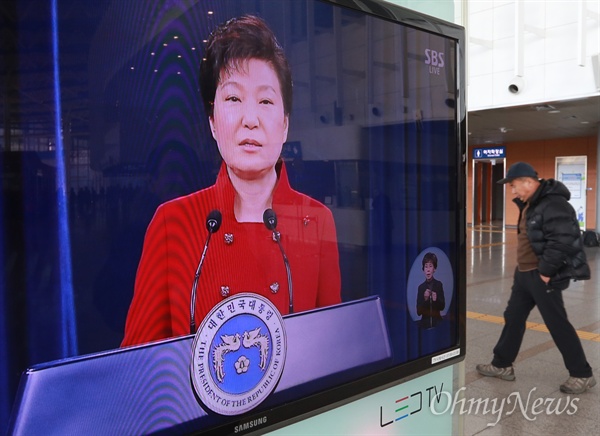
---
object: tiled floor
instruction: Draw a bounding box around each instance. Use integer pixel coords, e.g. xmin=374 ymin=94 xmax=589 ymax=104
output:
xmin=460 ymin=225 xmax=599 ymax=435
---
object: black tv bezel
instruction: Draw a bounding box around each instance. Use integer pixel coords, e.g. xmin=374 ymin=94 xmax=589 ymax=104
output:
xmin=3 ymin=0 xmax=467 ymax=434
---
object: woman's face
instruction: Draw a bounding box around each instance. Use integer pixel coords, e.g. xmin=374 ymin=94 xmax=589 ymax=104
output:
xmin=423 ymin=262 xmax=435 ymax=280
xmin=209 ymin=58 xmax=289 ymax=180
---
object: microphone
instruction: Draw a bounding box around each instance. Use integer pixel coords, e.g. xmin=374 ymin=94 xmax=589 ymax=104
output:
xmin=190 ymin=209 xmax=222 ymax=334
xmin=263 ymin=208 xmax=294 ymax=314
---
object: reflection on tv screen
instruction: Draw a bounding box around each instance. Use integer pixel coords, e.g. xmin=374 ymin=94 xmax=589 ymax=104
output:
xmin=2 ymin=0 xmax=466 ymax=434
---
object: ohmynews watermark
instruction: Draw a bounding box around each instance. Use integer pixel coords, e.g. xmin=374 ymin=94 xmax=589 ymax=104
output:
xmin=430 ymin=387 xmax=579 ymax=427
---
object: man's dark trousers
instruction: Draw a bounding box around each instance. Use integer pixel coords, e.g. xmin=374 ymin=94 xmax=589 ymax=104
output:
xmin=491 ymin=268 xmax=592 ymax=378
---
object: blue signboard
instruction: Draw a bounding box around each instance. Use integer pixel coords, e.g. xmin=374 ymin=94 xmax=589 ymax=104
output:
xmin=473 ymin=147 xmax=505 ymax=159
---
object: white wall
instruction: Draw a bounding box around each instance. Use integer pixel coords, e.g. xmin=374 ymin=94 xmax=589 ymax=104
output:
xmin=384 ymin=0 xmax=456 ymax=22
xmin=467 ymin=0 xmax=600 ymax=110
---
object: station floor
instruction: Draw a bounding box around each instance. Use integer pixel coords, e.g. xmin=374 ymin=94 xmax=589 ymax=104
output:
xmin=460 ymin=225 xmax=599 ymax=435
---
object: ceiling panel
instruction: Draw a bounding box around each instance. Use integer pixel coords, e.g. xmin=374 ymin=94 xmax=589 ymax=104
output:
xmin=468 ymin=96 xmax=600 ymax=146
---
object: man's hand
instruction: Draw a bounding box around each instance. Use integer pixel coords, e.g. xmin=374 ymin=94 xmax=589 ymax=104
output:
xmin=540 ymin=274 xmax=550 ymax=284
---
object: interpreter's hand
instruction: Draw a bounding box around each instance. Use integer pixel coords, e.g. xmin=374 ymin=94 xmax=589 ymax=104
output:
xmin=431 ymin=291 xmax=437 ymax=302
xmin=424 ymin=289 xmax=431 ymax=300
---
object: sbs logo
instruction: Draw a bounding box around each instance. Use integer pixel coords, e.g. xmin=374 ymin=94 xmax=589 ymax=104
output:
xmin=424 ymin=49 xmax=444 ymax=75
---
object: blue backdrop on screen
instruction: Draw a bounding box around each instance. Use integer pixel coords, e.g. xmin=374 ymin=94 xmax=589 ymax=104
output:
xmin=366 ymin=120 xmax=458 ymax=363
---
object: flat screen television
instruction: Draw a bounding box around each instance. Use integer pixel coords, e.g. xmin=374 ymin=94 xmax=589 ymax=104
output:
xmin=1 ymin=0 xmax=466 ymax=434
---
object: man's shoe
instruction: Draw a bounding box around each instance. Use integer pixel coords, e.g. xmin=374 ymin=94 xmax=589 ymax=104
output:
xmin=560 ymin=376 xmax=596 ymax=394
xmin=476 ymin=363 xmax=516 ymax=381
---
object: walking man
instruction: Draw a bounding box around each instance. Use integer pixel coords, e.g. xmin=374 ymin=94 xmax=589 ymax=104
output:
xmin=476 ymin=162 xmax=595 ymax=394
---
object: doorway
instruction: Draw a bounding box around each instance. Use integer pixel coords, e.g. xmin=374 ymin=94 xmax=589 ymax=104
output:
xmin=472 ymin=159 xmax=505 ymax=228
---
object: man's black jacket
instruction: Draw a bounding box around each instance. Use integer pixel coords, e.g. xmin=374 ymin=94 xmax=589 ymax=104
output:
xmin=515 ymin=178 xmax=590 ymax=290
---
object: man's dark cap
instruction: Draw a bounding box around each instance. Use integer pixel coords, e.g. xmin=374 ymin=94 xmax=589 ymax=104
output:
xmin=497 ymin=162 xmax=538 ymax=184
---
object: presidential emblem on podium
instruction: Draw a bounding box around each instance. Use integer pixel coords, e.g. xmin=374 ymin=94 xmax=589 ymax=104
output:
xmin=190 ymin=293 xmax=287 ymax=415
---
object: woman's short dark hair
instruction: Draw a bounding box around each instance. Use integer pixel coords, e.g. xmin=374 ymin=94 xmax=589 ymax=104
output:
xmin=199 ymin=15 xmax=293 ymax=117
xmin=422 ymin=252 xmax=438 ymax=270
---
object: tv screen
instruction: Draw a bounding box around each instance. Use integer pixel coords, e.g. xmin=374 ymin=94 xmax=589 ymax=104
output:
xmin=2 ymin=0 xmax=466 ymax=434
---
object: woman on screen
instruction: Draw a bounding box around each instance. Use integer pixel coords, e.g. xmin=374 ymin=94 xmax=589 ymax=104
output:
xmin=416 ymin=252 xmax=445 ymax=329
xmin=121 ymin=15 xmax=341 ymax=347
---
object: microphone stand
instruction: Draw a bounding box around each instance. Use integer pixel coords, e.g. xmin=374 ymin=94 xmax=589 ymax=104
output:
xmin=190 ymin=233 xmax=213 ymax=334
xmin=190 ymin=210 xmax=222 ymax=334
xmin=263 ymin=209 xmax=293 ymax=314
xmin=273 ymin=230 xmax=293 ymax=314
xmin=429 ymin=293 xmax=433 ymax=329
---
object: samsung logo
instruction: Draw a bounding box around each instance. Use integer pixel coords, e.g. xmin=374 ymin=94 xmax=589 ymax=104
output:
xmin=234 ymin=416 xmax=268 ymax=433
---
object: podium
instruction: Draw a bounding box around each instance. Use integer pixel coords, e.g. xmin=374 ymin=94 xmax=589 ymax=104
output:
xmin=7 ymin=296 xmax=391 ymax=435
